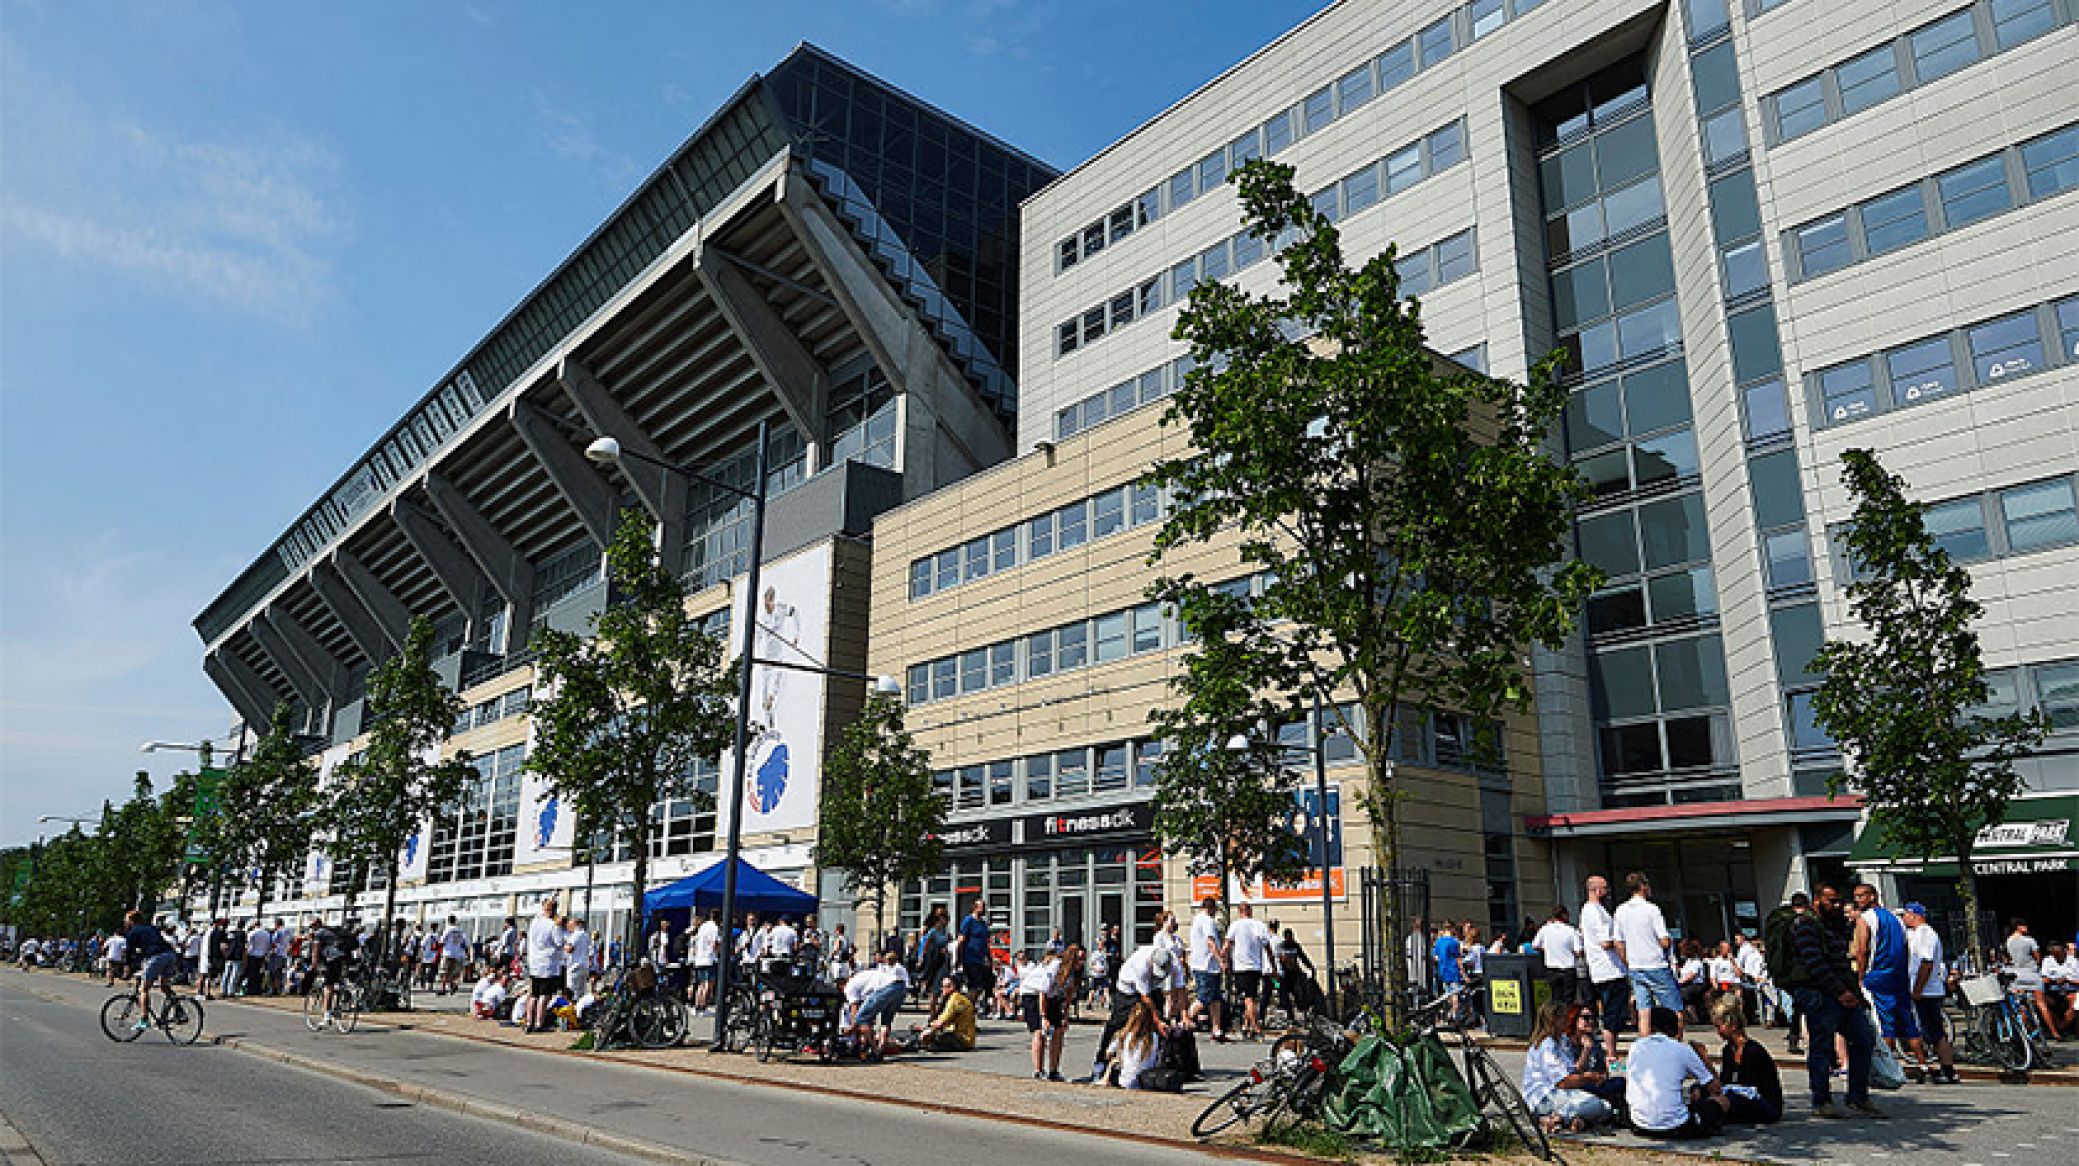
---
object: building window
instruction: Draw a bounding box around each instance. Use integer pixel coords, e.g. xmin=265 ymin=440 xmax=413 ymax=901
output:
xmin=2021 ymin=123 xmax=2079 ymax=199
xmin=1936 ymin=155 xmax=2013 ymax=228
xmin=1858 ymin=184 xmax=1929 ymax=255
xmin=1773 ymin=77 xmax=1827 ymax=140
xmin=1790 ymin=214 xmax=1851 ymax=277
xmin=1418 ymin=16 xmax=1456 ymax=66
xmin=1924 ymin=497 xmax=1992 ymax=562
xmin=1836 ymin=44 xmax=1903 ymax=115
xmin=1908 ymin=9 xmax=1982 ymax=83
xmin=2000 ymin=479 xmax=2079 ymax=553
xmin=1988 ymin=0 xmax=2058 ymax=49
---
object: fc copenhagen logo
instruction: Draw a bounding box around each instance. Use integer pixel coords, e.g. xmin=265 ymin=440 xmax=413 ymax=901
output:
xmin=749 ymin=738 xmax=791 ymax=815
xmin=536 ymin=795 xmax=560 ymax=849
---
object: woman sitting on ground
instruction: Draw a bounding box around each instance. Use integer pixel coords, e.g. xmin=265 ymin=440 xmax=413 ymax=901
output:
xmin=1710 ymin=997 xmax=1782 ymax=1124
xmin=1111 ymin=997 xmax=1168 ymax=1090
xmin=1521 ymin=1001 xmax=1624 ymax=1132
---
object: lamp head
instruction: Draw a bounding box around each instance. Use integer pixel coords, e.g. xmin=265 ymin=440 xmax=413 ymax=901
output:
xmin=873 ymin=675 xmax=903 ymax=697
xmin=584 ymin=436 xmax=623 ymax=466
xmin=1225 ymin=734 xmax=1251 ymax=753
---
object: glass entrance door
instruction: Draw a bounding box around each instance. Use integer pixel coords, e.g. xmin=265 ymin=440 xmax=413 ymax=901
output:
xmin=1098 ymin=890 xmax=1125 ymax=950
xmin=1059 ymin=893 xmax=1086 ymax=956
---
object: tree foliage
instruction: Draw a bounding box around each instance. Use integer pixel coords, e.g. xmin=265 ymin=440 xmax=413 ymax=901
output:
xmin=326 ymin=616 xmax=475 ymax=945
xmin=1146 ymin=159 xmax=1599 ymax=1014
xmin=3 ymin=773 xmax=188 ymax=937
xmin=1149 ymin=585 xmax=1308 ymax=913
xmin=526 ymin=511 xmax=737 ymax=946
xmin=217 ymin=703 xmax=323 ymax=920
xmin=1811 ymin=448 xmax=2046 ymax=959
xmin=812 ymin=693 xmax=944 ymax=949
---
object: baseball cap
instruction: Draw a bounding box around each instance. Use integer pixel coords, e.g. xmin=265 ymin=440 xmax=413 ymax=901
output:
xmin=1903 ymin=901 xmax=1929 ymax=916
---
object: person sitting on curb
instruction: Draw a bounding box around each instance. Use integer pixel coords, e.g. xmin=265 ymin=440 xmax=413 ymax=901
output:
xmin=1710 ymin=996 xmax=1782 ymax=1124
xmin=1522 ymin=1001 xmax=1625 ymax=1133
xmin=906 ymin=975 xmax=976 ymax=1052
xmin=471 ymin=968 xmax=510 ymax=1020
xmin=1627 ymin=1007 xmax=1731 ymax=1140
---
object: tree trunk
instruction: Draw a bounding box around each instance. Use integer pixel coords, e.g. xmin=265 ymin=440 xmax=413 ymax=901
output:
xmin=630 ymin=817 xmax=650 ymax=957
xmin=381 ymin=856 xmax=401 ymax=965
xmin=255 ymin=872 xmax=270 ymax=931
xmin=1956 ymin=842 xmax=1987 ymax=973
xmin=1371 ymin=748 xmax=1406 ymax=1028
xmin=872 ymin=895 xmax=886 ymax=966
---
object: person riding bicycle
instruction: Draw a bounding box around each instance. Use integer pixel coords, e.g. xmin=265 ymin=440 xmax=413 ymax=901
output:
xmin=121 ymin=910 xmax=176 ymax=1032
xmin=309 ymin=914 xmax=359 ymax=1019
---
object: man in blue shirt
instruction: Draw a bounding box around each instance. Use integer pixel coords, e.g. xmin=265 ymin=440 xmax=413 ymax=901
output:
xmin=1434 ymin=920 xmax=1465 ymax=1022
xmin=1851 ymin=883 xmax=1926 ymax=1079
xmin=957 ymin=898 xmax=994 ymax=1001
xmin=121 ymin=910 xmax=176 ymax=1031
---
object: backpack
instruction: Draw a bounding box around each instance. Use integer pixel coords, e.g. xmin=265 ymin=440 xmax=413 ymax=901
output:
xmin=1160 ymin=1026 xmax=1203 ymax=1081
xmin=1764 ymin=906 xmax=1804 ymax=988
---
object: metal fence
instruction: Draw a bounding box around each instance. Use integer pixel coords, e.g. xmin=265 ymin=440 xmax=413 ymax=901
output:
xmin=1352 ymin=865 xmax=1431 ymax=1018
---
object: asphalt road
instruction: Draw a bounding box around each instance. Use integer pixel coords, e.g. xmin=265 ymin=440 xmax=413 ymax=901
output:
xmin=0 ymin=974 xmax=1227 ymax=1166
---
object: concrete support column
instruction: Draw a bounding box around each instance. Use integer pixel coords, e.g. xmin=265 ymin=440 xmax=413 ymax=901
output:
xmin=309 ymin=559 xmax=393 ymax=665
xmin=391 ymin=496 xmax=492 ymax=640
xmin=424 ymin=473 xmax=535 ymax=643
xmin=556 ymin=357 xmax=687 ymax=569
xmin=509 ymin=399 xmax=620 ymax=549
xmin=330 ymin=551 xmax=411 ymax=656
xmin=694 ymin=247 xmax=829 ymax=459
xmin=204 ymin=649 xmax=277 ymax=730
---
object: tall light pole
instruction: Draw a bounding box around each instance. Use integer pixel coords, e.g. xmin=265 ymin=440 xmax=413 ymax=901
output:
xmin=143 ymin=732 xmax=247 ymax=921
xmin=1229 ymin=692 xmax=1344 ymax=1015
xmin=587 ymin=425 xmax=902 ymax=1050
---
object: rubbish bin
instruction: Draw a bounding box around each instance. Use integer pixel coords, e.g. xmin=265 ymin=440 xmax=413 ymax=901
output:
xmin=1481 ymin=952 xmax=1545 ymax=1038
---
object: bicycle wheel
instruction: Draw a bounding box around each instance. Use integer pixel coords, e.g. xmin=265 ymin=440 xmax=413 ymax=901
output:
xmin=161 ymin=994 xmax=206 ymax=1045
xmin=631 ymin=996 xmax=677 ymax=1049
xmin=303 ymin=989 xmax=327 ymax=1032
xmin=1465 ymin=1043 xmax=1552 ymax=1160
xmin=1191 ymin=1075 xmax=1275 ymax=1139
xmin=1977 ymin=1005 xmax=2031 ymax=1072
xmin=335 ymin=985 xmax=362 ymax=1035
xmin=100 ymin=994 xmax=146 ymax=1043
xmin=753 ymin=1007 xmax=782 ymax=1063
xmin=720 ymin=993 xmax=757 ymax=1052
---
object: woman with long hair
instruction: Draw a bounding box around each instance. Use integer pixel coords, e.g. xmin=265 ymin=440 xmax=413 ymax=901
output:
xmin=1521 ymin=1001 xmax=1622 ymax=1132
xmin=1152 ymin=911 xmax=1187 ymax=1021
xmin=917 ymin=906 xmax=951 ymax=1012
xmin=1113 ymin=996 xmax=1167 ymax=1089
xmin=1676 ymin=939 xmax=1709 ymax=1022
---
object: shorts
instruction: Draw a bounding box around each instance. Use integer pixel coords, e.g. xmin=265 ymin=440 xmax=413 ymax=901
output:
xmin=1867 ymin=988 xmax=1920 ymax=1041
xmin=320 ymin=958 xmax=348 ymax=985
xmin=1020 ymin=993 xmax=1066 ymax=1031
xmin=961 ymin=963 xmax=992 ymax=998
xmin=530 ymin=974 xmax=564 ymax=998
xmin=441 ymin=956 xmax=465 ymax=977
xmin=139 ymin=952 xmax=177 ymax=985
xmin=1912 ymin=996 xmax=1947 ymax=1043
xmin=1233 ymin=970 xmax=1264 ymax=1001
xmin=694 ymin=964 xmax=717 ymax=985
xmin=1629 ymin=967 xmax=1681 ymax=1016
xmin=1193 ymin=970 xmax=1224 ymax=1004
xmin=1596 ymin=972 xmax=1629 ymax=1026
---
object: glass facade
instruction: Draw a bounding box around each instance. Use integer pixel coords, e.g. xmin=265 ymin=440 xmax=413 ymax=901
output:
xmin=900 ymin=840 xmax=1164 ymax=959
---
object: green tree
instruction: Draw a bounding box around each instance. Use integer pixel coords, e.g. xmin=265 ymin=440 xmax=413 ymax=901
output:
xmin=1149 ymin=585 xmax=1309 ymax=919
xmin=1146 ymin=159 xmax=1599 ymax=1016
xmin=812 ymin=693 xmax=944 ymax=950
xmin=527 ymin=512 xmax=737 ymax=948
xmin=91 ymin=773 xmax=187 ymax=923
xmin=218 ymin=704 xmax=323 ymax=923
xmin=327 ymin=616 xmax=476 ymax=952
xmin=1811 ymin=448 xmax=2047 ymax=961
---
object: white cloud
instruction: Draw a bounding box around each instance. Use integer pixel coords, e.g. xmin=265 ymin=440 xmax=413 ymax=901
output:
xmin=533 ymin=93 xmax=639 ymax=188
xmin=0 ymin=40 xmax=347 ymax=324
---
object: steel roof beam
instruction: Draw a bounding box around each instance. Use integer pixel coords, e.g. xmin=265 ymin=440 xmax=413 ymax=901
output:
xmin=308 ymin=559 xmax=391 ymax=664
xmin=390 ymin=495 xmax=490 ymax=622
xmin=694 ymin=244 xmax=828 ymax=462
xmin=556 ymin=356 xmax=686 ymax=567
xmin=329 ymin=551 xmax=411 ymax=656
xmin=204 ymin=648 xmax=277 ymax=731
xmin=267 ymin=604 xmax=353 ymax=699
xmin=509 ymin=398 xmax=620 ymax=549
xmin=423 ymin=472 xmax=535 ymax=636
xmin=248 ymin=609 xmax=328 ymax=712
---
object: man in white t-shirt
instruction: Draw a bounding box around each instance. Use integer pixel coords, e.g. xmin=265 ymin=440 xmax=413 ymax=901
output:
xmin=1612 ymin=871 xmax=1677 ymax=1036
xmin=1735 ymin=934 xmax=1768 ymax=1025
xmin=1532 ymin=906 xmax=1583 ymax=1007
xmin=524 ymin=897 xmax=565 ymax=1033
xmin=692 ymin=909 xmax=722 ymax=1012
xmin=439 ymin=916 xmax=470 ymax=995
xmin=1225 ymin=902 xmax=1274 ymax=1039
xmin=1188 ymin=897 xmax=1228 ymax=1041
xmin=766 ymin=916 xmax=799 ymax=960
xmin=1626 ymin=1007 xmax=1729 ymax=1139
xmin=1579 ymin=875 xmax=1629 ymax=1063
xmin=1901 ymin=902 xmax=1958 ymax=1083
xmin=104 ymin=932 xmax=129 ymax=986
xmin=565 ymin=918 xmax=594 ymax=1000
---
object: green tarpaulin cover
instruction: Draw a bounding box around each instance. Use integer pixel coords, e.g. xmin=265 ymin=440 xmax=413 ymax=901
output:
xmin=1321 ymin=1034 xmax=1483 ymax=1151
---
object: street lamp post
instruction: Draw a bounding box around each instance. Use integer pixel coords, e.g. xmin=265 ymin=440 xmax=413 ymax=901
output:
xmin=587 ymin=424 xmax=902 ymax=1050
xmin=143 ymin=733 xmax=247 ymax=922
xmin=1229 ymin=692 xmax=1343 ymax=1016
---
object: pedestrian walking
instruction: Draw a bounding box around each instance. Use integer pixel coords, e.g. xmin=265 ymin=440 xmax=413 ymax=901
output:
xmin=1850 ymin=882 xmax=1928 ymax=1080
xmin=1226 ymin=902 xmax=1273 ymax=1039
xmin=1901 ymin=903 xmax=1959 ymax=1083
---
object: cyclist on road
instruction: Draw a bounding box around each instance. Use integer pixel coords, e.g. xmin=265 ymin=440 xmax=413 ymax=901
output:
xmin=309 ymin=914 xmax=359 ymax=1021
xmin=121 ymin=910 xmax=176 ymax=1031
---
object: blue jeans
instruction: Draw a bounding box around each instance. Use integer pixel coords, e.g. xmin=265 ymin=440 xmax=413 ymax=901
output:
xmin=1629 ymin=967 xmax=1680 ymax=1016
xmin=1794 ymin=987 xmax=1875 ymax=1106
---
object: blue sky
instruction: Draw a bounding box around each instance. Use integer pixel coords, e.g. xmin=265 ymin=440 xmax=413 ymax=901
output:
xmin=0 ymin=0 xmax=1325 ymax=843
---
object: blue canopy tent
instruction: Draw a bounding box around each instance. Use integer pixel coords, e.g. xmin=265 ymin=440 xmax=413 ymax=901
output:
xmin=641 ymin=857 xmax=819 ymax=936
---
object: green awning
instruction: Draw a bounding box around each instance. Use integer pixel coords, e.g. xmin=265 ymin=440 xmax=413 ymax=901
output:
xmin=1847 ymin=794 xmax=2078 ymax=877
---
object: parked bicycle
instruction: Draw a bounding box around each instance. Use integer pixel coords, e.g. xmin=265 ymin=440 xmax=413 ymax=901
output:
xmin=100 ymin=983 xmax=206 ymax=1045
xmin=589 ymin=962 xmax=686 ymax=1051
xmin=1192 ymin=1018 xmax=1348 ymax=1138
xmin=1953 ymin=970 xmax=2053 ymax=1072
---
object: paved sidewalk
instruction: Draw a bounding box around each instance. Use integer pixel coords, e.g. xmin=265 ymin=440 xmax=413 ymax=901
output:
xmin=0 ymin=1112 xmax=44 ymax=1166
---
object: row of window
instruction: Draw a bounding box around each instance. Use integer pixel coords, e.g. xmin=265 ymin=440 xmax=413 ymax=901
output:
xmin=577 ymin=761 xmax=721 ymax=864
xmin=904 ymin=598 xmax=1179 ymax=706
xmin=452 ymin=685 xmax=533 ymax=736
xmin=909 ymin=481 xmax=1170 ymax=602
xmin=1767 ymin=0 xmax=2071 ymax=145
xmin=1788 ymin=656 xmax=2079 ymax=758
xmin=1836 ymin=472 xmax=2079 ymax=570
xmin=1787 ymin=125 xmax=2078 ymax=284
xmin=1049 ymin=0 xmax=1548 ymax=277
xmin=1053 ymin=355 xmax=1194 ymax=442
xmin=1052 ymin=122 xmax=1474 ymax=360
xmin=1811 ymin=295 xmax=2079 ymax=427
xmin=425 ymin=743 xmax=524 ymax=885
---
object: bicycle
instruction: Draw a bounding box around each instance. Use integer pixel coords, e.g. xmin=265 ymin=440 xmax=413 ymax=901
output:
xmin=589 ymin=963 xmax=687 ymax=1051
xmin=1193 ymin=1030 xmax=1341 ymax=1139
xmin=1403 ymin=993 xmax=1550 ymax=1160
xmin=1954 ymin=972 xmax=2052 ymax=1072
xmin=303 ymin=977 xmax=364 ymax=1033
xmin=100 ymin=983 xmax=206 ymax=1045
